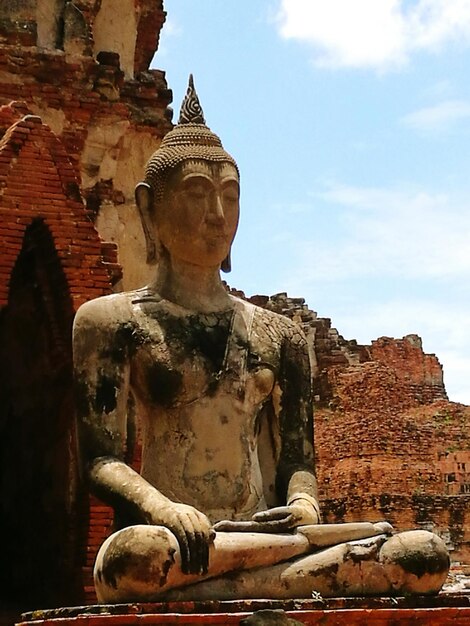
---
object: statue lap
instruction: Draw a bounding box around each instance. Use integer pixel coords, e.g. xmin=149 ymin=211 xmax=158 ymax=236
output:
xmin=94 ymin=526 xmax=449 ymax=602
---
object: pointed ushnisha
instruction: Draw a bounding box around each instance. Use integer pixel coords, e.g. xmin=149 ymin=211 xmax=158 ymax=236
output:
xmin=143 ymin=73 xmax=239 ymax=211
xmin=178 ymin=74 xmax=206 ymax=125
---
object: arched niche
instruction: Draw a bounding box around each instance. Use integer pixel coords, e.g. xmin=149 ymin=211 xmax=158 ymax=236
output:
xmin=0 ymin=219 xmax=84 ymax=610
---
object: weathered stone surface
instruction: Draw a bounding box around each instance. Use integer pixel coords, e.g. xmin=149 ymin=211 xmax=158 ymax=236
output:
xmin=0 ymin=1 xmax=170 ymax=615
xmin=241 ymin=610 xmax=304 ymax=625
xmin=0 ymin=113 xmax=119 ymax=616
xmin=74 ymin=83 xmax=329 ymax=603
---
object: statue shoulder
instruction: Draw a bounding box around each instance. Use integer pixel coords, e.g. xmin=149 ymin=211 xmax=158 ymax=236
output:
xmin=73 ymin=290 xmax=140 ymax=336
xmin=251 ymin=303 xmax=307 ymax=343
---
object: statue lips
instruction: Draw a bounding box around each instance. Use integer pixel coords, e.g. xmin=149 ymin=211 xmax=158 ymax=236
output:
xmin=203 ymin=226 xmax=232 ymax=253
xmin=205 ymin=230 xmax=229 ymax=244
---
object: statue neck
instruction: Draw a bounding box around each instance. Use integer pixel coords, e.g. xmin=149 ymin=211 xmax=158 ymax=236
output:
xmin=150 ymin=256 xmax=232 ymax=313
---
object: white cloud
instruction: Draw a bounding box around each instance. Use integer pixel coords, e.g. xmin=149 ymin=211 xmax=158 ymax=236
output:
xmin=152 ymin=17 xmax=182 ymax=60
xmin=296 ymin=182 xmax=470 ymax=281
xmin=274 ymin=182 xmax=470 ymax=403
xmin=401 ymin=99 xmax=470 ymax=132
xmin=262 ymin=181 xmax=470 ymax=404
xmin=276 ymin=0 xmax=470 ymax=69
xmin=337 ymin=299 xmax=470 ymax=354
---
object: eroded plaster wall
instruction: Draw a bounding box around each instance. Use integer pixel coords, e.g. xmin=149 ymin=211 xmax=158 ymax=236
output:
xmin=0 ymin=0 xmax=171 ymax=291
xmin=93 ymin=0 xmax=137 ymax=79
xmin=0 ymin=3 xmax=170 ymax=611
xmin=0 ymin=111 xmax=121 ymax=615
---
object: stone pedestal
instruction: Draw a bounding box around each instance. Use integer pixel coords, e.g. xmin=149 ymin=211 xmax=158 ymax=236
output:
xmin=17 ymin=595 xmax=470 ymax=626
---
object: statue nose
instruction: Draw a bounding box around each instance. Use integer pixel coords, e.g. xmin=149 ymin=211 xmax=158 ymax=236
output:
xmin=206 ymin=193 xmax=225 ymax=224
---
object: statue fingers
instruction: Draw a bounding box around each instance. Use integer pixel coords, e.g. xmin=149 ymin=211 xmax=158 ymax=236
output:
xmin=191 ymin=528 xmax=206 ymax=575
xmin=190 ymin=510 xmax=211 ymax=575
xmin=212 ymin=520 xmax=256 ymax=532
xmin=201 ymin=531 xmax=210 ymax=575
xmin=252 ymin=506 xmax=292 ymax=523
xmin=181 ymin=512 xmax=203 ymax=575
xmin=259 ymin=515 xmax=296 ymax=532
xmin=193 ymin=509 xmax=213 ymax=538
xmin=170 ymin=517 xmax=192 ymax=575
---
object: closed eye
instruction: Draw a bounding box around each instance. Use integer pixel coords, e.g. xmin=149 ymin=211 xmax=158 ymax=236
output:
xmin=222 ymin=182 xmax=239 ymax=202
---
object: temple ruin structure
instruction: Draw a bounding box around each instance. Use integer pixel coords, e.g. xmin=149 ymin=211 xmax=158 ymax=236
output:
xmin=0 ymin=0 xmax=468 ymax=622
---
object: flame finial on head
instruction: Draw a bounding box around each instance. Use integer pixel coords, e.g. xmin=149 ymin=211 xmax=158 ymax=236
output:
xmin=178 ymin=74 xmax=206 ymax=125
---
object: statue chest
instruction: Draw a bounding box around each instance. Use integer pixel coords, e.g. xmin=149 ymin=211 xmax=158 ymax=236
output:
xmin=129 ymin=308 xmax=278 ymax=411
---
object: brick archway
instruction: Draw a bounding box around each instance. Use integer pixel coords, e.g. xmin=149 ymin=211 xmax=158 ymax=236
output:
xmin=0 ymin=115 xmax=120 ymax=611
xmin=0 ymin=113 xmax=120 ymax=310
xmin=0 ymin=219 xmax=80 ymax=609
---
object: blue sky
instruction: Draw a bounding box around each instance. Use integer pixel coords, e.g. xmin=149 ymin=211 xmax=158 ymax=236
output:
xmin=152 ymin=0 xmax=470 ymax=404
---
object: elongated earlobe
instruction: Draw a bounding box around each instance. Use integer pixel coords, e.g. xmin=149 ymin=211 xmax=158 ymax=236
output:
xmin=221 ymin=249 xmax=231 ymax=273
xmin=135 ymin=182 xmax=157 ymax=264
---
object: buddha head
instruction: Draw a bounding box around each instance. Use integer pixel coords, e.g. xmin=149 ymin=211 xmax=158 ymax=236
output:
xmin=135 ymin=75 xmax=239 ymax=273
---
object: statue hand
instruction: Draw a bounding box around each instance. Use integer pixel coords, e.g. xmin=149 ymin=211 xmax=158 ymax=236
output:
xmin=251 ymin=499 xmax=320 ymax=531
xmin=148 ymin=502 xmax=214 ymax=575
xmin=213 ymin=499 xmax=320 ymax=534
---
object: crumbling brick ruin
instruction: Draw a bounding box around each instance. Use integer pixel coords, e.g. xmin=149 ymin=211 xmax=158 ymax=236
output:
xmin=239 ymin=291 xmax=470 ymax=565
xmin=0 ymin=0 xmax=468 ymax=621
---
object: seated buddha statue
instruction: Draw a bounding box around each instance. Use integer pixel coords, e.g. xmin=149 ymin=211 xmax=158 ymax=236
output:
xmin=73 ymin=76 xmax=450 ymax=603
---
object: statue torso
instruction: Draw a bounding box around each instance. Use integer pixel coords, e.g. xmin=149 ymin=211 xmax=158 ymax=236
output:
xmin=122 ymin=293 xmax=285 ymax=522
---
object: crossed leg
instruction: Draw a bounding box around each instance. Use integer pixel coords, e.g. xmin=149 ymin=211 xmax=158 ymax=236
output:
xmin=94 ymin=525 xmax=449 ymax=603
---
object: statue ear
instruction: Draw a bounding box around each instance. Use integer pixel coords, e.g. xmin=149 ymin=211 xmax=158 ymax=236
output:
xmin=135 ymin=182 xmax=157 ymax=264
xmin=221 ymin=248 xmax=231 ymax=273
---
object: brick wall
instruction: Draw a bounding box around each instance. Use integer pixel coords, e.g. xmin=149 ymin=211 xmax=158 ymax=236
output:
xmin=0 ymin=113 xmax=120 ymax=308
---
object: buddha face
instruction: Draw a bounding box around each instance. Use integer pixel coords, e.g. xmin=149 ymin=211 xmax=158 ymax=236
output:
xmin=156 ymin=160 xmax=240 ymax=269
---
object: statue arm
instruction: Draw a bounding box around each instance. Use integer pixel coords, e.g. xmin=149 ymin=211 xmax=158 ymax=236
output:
xmin=277 ymin=323 xmax=320 ymax=519
xmin=73 ymin=298 xmax=212 ymax=574
xmin=73 ymin=298 xmax=161 ymax=518
xmin=251 ymin=322 xmax=320 ymax=530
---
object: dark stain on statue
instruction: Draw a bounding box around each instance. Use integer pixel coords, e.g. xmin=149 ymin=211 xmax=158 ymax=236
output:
xmin=94 ymin=374 xmax=117 ymax=414
xmin=104 ymin=321 xmax=144 ymax=364
xmin=147 ymin=362 xmax=182 ymax=407
xmin=159 ymin=545 xmax=176 ymax=587
xmin=158 ymin=311 xmax=232 ymax=373
xmin=100 ymin=527 xmax=154 ymax=591
xmin=397 ymin=549 xmax=450 ymax=578
xmin=309 ymin=561 xmax=339 ymax=579
xmin=74 ymin=376 xmax=91 ymax=418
